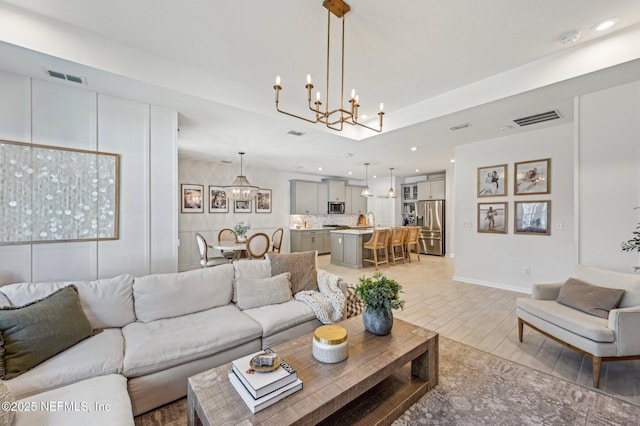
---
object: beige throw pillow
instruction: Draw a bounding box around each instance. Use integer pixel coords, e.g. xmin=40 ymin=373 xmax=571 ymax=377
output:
xmin=235 ymin=272 xmax=293 ymax=310
xmin=556 ymin=277 xmax=625 ymax=319
xmin=268 ymin=251 xmax=318 ymax=294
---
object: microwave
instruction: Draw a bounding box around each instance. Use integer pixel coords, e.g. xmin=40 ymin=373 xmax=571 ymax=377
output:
xmin=328 ymin=202 xmax=345 ymax=214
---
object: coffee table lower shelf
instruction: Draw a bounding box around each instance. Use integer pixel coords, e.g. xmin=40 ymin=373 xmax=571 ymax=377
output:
xmin=188 ymin=317 xmax=438 ymax=426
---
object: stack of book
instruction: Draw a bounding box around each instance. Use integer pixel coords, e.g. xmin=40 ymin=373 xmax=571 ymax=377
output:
xmin=228 ymin=348 xmax=303 ymax=413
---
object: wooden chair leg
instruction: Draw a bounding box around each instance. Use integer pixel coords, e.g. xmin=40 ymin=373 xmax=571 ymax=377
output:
xmin=592 ymin=357 xmax=602 ymax=388
xmin=518 ymin=318 xmax=524 ymax=342
xmin=373 ymin=248 xmax=379 ymax=271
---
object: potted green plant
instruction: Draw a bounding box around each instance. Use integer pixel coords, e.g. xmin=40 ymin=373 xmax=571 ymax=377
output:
xmin=621 ymin=210 xmax=640 ymax=271
xmin=354 ymin=272 xmax=405 ymax=335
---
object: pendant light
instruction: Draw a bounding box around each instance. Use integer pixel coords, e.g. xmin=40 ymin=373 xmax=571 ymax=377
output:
xmin=385 ymin=168 xmax=397 ymax=198
xmin=224 ymin=152 xmax=259 ymax=202
xmin=360 ymin=163 xmax=373 ymax=197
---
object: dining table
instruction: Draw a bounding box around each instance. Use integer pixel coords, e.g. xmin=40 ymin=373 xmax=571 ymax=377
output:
xmin=208 ymin=240 xmax=247 ymax=260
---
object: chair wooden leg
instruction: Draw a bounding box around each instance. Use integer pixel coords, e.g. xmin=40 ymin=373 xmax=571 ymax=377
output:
xmin=373 ymin=248 xmax=379 ymax=270
xmin=592 ymin=357 xmax=602 ymax=388
xmin=517 ymin=318 xmax=524 ymax=342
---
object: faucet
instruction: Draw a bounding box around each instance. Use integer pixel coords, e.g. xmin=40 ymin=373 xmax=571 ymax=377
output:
xmin=366 ymin=211 xmax=376 ymax=228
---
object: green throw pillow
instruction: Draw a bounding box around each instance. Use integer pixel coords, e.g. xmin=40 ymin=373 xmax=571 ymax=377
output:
xmin=0 ymin=285 xmax=94 ymax=380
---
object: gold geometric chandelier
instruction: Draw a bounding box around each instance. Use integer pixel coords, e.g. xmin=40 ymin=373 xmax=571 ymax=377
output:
xmin=273 ymin=0 xmax=384 ymax=133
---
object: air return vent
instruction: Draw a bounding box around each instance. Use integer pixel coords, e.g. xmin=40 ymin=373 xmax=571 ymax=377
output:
xmin=513 ymin=110 xmax=561 ymax=127
xmin=287 ymin=130 xmax=305 ymax=136
xmin=46 ymin=69 xmax=86 ymax=85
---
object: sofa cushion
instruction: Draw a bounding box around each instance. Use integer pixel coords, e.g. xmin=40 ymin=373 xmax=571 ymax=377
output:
xmin=233 ymin=259 xmax=271 ymax=302
xmin=236 ymin=272 xmax=292 ymax=310
xmin=574 ymin=265 xmax=640 ymax=308
xmin=13 ymin=374 xmax=134 ymax=426
xmin=0 ymin=286 xmax=95 ymax=380
xmin=243 ymin=300 xmax=317 ymax=337
xmin=133 ymin=264 xmax=234 ymax=322
xmin=556 ymin=277 xmax=624 ymax=318
xmin=267 ymin=251 xmax=318 ymax=294
xmin=0 ymin=274 xmax=135 ymax=329
xmin=4 ymin=328 xmax=124 ymax=400
xmin=0 ymin=381 xmax=15 ymax=426
xmin=517 ymin=298 xmax=614 ymax=342
xmin=122 ymin=304 xmax=262 ymax=377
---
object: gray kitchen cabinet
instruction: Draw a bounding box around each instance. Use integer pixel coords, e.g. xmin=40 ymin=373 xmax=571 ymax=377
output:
xmin=417 ymin=179 xmax=445 ymax=200
xmin=325 ymin=179 xmax=346 ymax=202
xmin=290 ymin=180 xmax=328 ymax=215
xmin=290 ymin=229 xmax=330 ymax=254
xmin=345 ymin=185 xmax=367 ymax=214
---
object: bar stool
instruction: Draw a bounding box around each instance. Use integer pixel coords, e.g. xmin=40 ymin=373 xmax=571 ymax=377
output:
xmin=405 ymin=226 xmax=421 ymax=262
xmin=362 ymin=228 xmax=390 ymax=270
xmin=388 ymin=227 xmax=407 ymax=265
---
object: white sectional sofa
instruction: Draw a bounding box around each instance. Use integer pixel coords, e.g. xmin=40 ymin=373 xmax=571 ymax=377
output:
xmin=0 ymin=254 xmax=331 ymax=425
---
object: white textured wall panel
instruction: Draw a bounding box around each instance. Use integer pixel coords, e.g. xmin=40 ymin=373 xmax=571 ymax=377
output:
xmin=32 ymin=241 xmax=97 ymax=282
xmin=31 ymin=79 xmax=96 ymax=150
xmin=0 ymin=70 xmax=30 ymax=142
xmin=97 ymin=94 xmax=150 ymax=278
xmin=0 ymin=245 xmax=31 ymax=285
xmin=149 ymin=105 xmax=178 ymax=274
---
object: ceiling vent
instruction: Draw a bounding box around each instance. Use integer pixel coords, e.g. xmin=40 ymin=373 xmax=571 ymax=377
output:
xmin=513 ymin=110 xmax=561 ymax=127
xmin=287 ymin=130 xmax=305 ymax=136
xmin=45 ymin=69 xmax=87 ymax=85
xmin=449 ymin=123 xmax=471 ymax=131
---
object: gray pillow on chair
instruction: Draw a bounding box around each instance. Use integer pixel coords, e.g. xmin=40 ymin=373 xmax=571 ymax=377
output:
xmin=556 ymin=277 xmax=625 ymax=318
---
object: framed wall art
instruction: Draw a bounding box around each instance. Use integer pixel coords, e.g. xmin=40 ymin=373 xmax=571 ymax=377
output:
xmin=181 ymin=184 xmax=204 ymax=213
xmin=255 ymin=189 xmax=272 ymax=213
xmin=1 ymin=139 xmax=120 ymax=244
xmin=477 ymin=164 xmax=507 ymax=197
xmin=477 ymin=202 xmax=507 ymax=234
xmin=514 ymin=158 xmax=550 ymax=195
xmin=234 ymin=200 xmax=252 ymax=213
xmin=514 ymin=200 xmax=551 ymax=235
xmin=209 ymin=186 xmax=228 ymax=213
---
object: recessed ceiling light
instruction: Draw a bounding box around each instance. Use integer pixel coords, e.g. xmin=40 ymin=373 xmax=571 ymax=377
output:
xmin=361 ymin=114 xmax=368 ymax=120
xmin=593 ymin=17 xmax=619 ymax=32
xmin=340 ymin=153 xmax=354 ymax=158
xmin=410 ymin=147 xmax=417 ymax=151
xmin=415 ymin=169 xmax=420 ymax=172
xmin=373 ymin=175 xmax=377 ymax=179
xmin=348 ymin=171 xmax=353 ymax=175
xmin=450 ymin=159 xmax=455 ymax=163
xmin=318 ymin=167 xmax=323 ymax=171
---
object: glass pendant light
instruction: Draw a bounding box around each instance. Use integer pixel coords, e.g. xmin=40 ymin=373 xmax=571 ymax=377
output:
xmin=224 ymin=152 xmax=259 ymax=202
xmin=385 ymin=167 xmax=397 ymax=198
xmin=360 ymin=162 xmax=373 ymax=197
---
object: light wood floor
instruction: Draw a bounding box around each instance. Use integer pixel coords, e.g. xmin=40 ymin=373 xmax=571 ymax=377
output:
xmin=318 ymin=253 xmax=640 ymax=405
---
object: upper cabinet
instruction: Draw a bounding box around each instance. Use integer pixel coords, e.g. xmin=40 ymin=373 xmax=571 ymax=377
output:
xmin=417 ymin=179 xmax=445 ymax=200
xmin=346 ymin=185 xmax=367 ymax=215
xmin=324 ymin=179 xmax=346 ymax=202
xmin=402 ymin=184 xmax=418 ymax=200
xmin=290 ymin=180 xmax=328 ymax=215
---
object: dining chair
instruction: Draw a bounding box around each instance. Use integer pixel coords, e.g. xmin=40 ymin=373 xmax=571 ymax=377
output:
xmin=246 ymin=233 xmax=270 ymax=259
xmin=271 ymin=228 xmax=284 ymax=253
xmin=405 ymin=226 xmax=421 ymax=262
xmin=194 ymin=233 xmax=228 ymax=267
xmin=388 ymin=227 xmax=407 ymax=265
xmin=362 ymin=228 xmax=390 ymax=270
xmin=218 ymin=228 xmax=237 ymax=260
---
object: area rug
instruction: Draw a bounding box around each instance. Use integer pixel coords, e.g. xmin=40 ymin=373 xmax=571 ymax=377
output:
xmin=135 ymin=337 xmax=640 ymax=425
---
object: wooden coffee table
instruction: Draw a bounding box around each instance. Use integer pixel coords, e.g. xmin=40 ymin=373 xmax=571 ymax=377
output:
xmin=187 ymin=316 xmax=438 ymax=426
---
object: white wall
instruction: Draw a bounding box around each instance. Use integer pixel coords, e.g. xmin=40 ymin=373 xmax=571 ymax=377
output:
xmin=0 ymin=70 xmax=178 ymax=284
xmin=577 ymin=81 xmax=640 ymax=271
xmin=453 ymin=124 xmax=576 ymax=292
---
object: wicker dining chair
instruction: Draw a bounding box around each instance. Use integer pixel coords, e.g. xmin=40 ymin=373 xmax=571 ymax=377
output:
xmin=246 ymin=233 xmax=270 ymax=259
xmin=271 ymin=228 xmax=284 ymax=253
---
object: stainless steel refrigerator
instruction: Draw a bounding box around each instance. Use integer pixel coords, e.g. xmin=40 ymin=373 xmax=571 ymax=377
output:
xmin=416 ymin=200 xmax=445 ymax=256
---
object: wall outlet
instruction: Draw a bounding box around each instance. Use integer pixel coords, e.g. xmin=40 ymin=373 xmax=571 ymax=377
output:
xmin=523 ymin=267 xmax=531 ymax=275
xmin=463 ymin=220 xmax=472 ymax=228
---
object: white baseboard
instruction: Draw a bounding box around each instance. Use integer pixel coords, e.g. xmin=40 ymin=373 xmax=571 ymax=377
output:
xmin=452 ymin=275 xmax=531 ymax=295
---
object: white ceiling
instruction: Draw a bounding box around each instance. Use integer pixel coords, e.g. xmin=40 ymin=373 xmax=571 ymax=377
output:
xmin=2 ymin=0 xmax=640 ymax=181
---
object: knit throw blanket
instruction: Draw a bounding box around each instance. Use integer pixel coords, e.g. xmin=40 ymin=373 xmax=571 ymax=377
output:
xmin=295 ymin=269 xmax=345 ymax=324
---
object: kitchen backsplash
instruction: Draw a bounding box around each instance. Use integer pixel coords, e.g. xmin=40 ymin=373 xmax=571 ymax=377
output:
xmin=290 ymin=214 xmax=362 ymax=229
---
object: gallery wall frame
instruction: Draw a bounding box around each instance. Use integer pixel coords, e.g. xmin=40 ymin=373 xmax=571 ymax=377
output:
xmin=477 ymin=202 xmax=508 ymax=234
xmin=234 ymin=200 xmax=252 ymax=213
xmin=0 ymin=139 xmax=120 ymax=245
xmin=255 ymin=189 xmax=272 ymax=213
xmin=514 ymin=158 xmax=551 ymax=195
xmin=514 ymin=200 xmax=551 ymax=235
xmin=181 ymin=184 xmax=204 ymax=213
xmin=209 ymin=186 xmax=228 ymax=213
xmin=477 ymin=164 xmax=507 ymax=197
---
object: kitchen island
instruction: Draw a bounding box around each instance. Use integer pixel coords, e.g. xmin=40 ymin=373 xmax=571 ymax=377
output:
xmin=330 ymin=228 xmax=375 ymax=269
